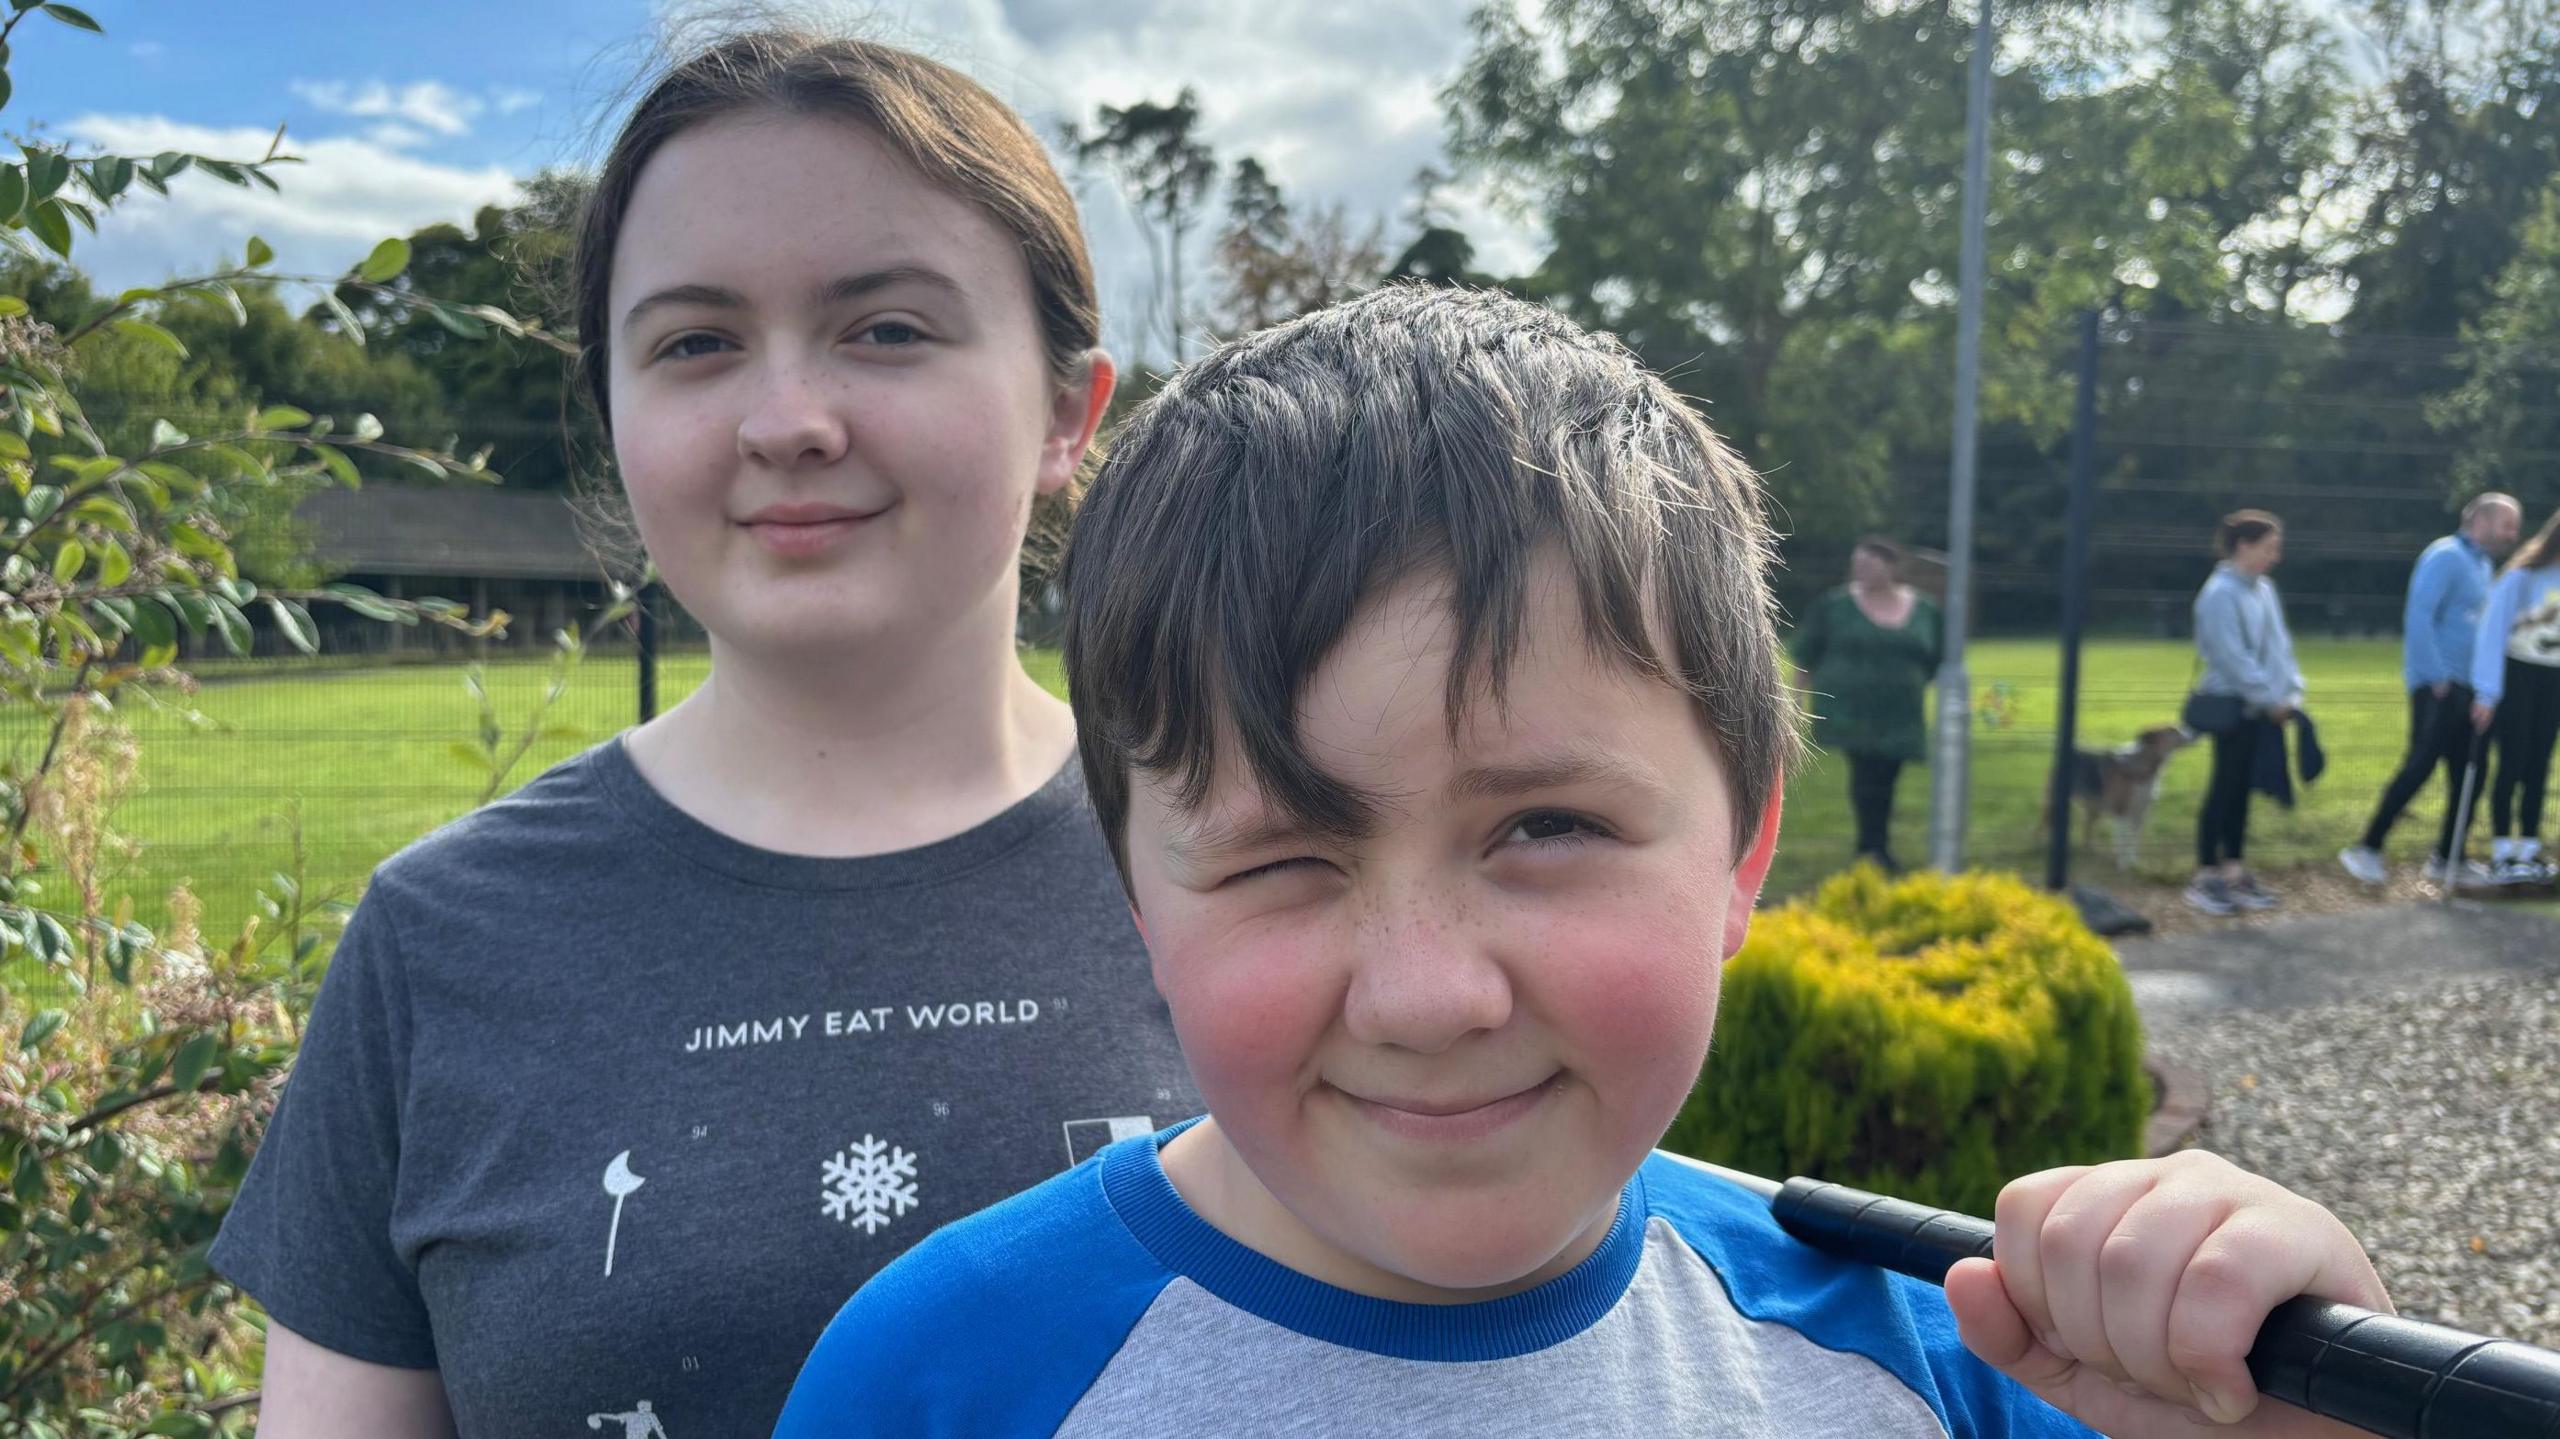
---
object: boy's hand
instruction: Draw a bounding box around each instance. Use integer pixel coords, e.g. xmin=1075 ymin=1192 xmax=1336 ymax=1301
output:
xmin=1945 ymin=1151 xmax=2392 ymax=1437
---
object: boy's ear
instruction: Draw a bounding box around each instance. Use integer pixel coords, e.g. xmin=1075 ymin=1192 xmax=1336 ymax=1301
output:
xmin=1038 ymin=348 xmax=1119 ymax=497
xmin=1722 ymin=775 xmax=1785 ymax=959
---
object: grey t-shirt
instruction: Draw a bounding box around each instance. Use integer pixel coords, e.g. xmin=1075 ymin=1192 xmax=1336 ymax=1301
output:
xmin=211 ymin=739 xmax=1199 ymax=1436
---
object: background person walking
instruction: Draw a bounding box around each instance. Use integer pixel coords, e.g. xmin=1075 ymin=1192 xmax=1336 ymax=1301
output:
xmin=1788 ymin=537 xmax=1942 ymax=871
xmin=2471 ymin=504 xmax=2560 ymax=884
xmin=2183 ymin=511 xmax=2303 ymax=915
xmin=2340 ymin=493 xmax=2520 ymax=886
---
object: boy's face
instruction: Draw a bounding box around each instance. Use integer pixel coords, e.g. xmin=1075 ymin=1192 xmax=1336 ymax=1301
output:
xmin=1124 ymin=551 xmax=1779 ymax=1296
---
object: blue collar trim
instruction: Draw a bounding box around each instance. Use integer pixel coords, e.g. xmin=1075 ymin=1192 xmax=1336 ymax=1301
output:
xmin=1096 ymin=1119 xmax=1647 ymax=1363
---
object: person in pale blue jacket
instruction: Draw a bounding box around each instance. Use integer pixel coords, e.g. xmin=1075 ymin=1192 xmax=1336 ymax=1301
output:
xmin=2470 ymin=505 xmax=2560 ymax=884
xmin=2184 ymin=511 xmax=2302 ymax=915
xmin=2339 ymin=493 xmax=2519 ymax=887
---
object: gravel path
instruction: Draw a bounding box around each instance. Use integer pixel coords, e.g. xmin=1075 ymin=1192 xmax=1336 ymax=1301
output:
xmin=2119 ymin=903 xmax=2560 ymax=1347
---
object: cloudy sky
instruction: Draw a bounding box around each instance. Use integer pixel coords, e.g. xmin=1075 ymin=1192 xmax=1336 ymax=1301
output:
xmin=9 ymin=0 xmax=1539 ymax=366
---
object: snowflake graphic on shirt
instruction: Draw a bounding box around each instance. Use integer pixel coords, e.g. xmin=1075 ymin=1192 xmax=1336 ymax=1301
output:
xmin=821 ymin=1135 xmax=919 ymax=1235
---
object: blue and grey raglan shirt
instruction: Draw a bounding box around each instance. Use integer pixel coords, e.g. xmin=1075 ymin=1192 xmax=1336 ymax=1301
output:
xmin=775 ymin=1123 xmax=2097 ymax=1438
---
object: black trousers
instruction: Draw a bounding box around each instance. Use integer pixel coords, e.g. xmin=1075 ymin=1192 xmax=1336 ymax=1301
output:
xmin=1847 ymin=754 xmax=1903 ymax=860
xmin=2491 ymin=661 xmax=2560 ymax=838
xmin=2196 ymin=716 xmax=2271 ymax=868
xmin=2362 ymin=683 xmax=2479 ymax=861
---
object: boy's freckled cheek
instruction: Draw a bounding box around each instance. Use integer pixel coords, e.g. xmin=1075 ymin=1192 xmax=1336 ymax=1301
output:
xmin=1155 ymin=924 xmax=1342 ymax=1092
xmin=1523 ymin=893 xmax=1724 ymax=1076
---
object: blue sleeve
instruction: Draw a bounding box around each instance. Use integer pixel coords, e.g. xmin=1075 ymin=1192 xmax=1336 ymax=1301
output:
xmin=2474 ymin=571 xmax=2523 ymax=705
xmin=1640 ymin=1156 xmax=2097 ymax=1438
xmin=2404 ymin=546 xmax=2451 ymax=687
xmin=774 ymin=1160 xmax=1175 ymax=1439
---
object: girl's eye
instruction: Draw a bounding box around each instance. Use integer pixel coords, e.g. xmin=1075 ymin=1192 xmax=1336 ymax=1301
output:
xmin=657 ymin=332 xmax=734 ymax=362
xmin=1503 ymin=811 xmax=1608 ymax=847
xmin=854 ymin=321 xmax=924 ymax=347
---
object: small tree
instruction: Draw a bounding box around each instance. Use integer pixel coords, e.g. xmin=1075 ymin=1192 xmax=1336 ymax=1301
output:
xmin=0 ymin=7 xmax=571 ymax=1432
xmin=1064 ymin=90 xmax=1218 ymax=364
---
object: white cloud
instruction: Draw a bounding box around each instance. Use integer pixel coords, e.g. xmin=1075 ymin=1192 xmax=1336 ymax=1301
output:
xmin=56 ymin=114 xmax=521 ymax=289
xmin=128 ymin=40 xmax=166 ymax=61
xmin=363 ymin=122 xmax=433 ymax=150
xmin=493 ymin=87 xmax=544 ymax=115
xmin=744 ymin=0 xmax=1541 ymax=367
xmin=289 ymin=79 xmax=484 ymax=137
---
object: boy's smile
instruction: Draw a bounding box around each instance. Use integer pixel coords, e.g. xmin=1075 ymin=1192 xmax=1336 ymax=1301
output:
xmin=1127 ymin=550 xmax=1780 ymax=1303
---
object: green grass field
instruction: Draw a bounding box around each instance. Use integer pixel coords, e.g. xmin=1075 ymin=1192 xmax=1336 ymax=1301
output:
xmin=1 ymin=636 xmax=2463 ymax=1004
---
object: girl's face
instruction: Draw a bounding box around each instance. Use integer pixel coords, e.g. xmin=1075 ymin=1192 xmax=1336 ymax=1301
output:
xmin=2234 ymin=529 xmax=2284 ymax=574
xmin=605 ymin=113 xmax=1107 ymax=661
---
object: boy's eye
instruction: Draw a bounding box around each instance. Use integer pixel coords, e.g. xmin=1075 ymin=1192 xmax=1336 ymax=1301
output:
xmin=655 ymin=332 xmax=735 ymax=362
xmin=853 ymin=320 xmax=925 ymax=347
xmin=1503 ymin=810 xmax=1607 ymax=847
xmin=1226 ymin=855 xmax=1325 ymax=885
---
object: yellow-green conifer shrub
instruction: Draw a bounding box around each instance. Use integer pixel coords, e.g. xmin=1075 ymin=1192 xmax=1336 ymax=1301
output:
xmin=1663 ymin=866 xmax=2148 ymax=1216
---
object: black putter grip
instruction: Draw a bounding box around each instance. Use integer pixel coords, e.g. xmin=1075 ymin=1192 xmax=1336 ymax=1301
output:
xmin=1772 ymin=1178 xmax=2560 ymax=1439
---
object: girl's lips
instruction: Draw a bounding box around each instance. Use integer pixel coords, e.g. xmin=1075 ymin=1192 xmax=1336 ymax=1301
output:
xmin=738 ymin=505 xmax=889 ymax=558
xmin=1338 ymin=1074 xmax=1563 ymax=1144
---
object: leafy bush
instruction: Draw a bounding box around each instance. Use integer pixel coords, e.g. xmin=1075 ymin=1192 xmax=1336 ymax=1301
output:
xmin=1664 ymin=866 xmax=2149 ymax=1216
xmin=0 ymin=6 xmax=576 ymax=1433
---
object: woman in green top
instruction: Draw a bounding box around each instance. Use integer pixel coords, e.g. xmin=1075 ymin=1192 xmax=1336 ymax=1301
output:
xmin=1788 ymin=537 xmax=1944 ymax=871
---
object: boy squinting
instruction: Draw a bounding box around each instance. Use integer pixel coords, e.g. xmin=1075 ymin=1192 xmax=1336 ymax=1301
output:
xmin=778 ymin=287 xmax=2389 ymax=1438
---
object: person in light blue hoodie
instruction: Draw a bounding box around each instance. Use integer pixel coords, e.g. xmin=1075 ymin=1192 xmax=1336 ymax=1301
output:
xmin=2184 ymin=510 xmax=2302 ymax=916
xmin=2338 ymin=493 xmax=2520 ymax=887
xmin=2471 ymin=504 xmax=2560 ymax=884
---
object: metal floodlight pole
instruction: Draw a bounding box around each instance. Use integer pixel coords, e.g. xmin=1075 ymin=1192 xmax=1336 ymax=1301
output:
xmin=1929 ymin=0 xmax=1995 ymax=873
xmin=2046 ymin=311 xmax=2100 ymax=893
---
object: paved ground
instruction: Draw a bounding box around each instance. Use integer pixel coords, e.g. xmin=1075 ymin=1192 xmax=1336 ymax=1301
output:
xmin=2117 ymin=898 xmax=2560 ymax=1020
xmin=2114 ymin=900 xmax=2560 ymax=1347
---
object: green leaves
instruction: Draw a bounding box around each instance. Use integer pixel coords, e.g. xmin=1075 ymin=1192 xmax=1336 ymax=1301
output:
xmin=25 ymin=195 xmax=71 ymax=257
xmin=254 ymin=404 xmax=311 ymax=432
xmin=39 ymin=3 xmax=103 ymax=32
xmin=266 ymin=595 xmax=316 ymax=654
xmin=244 ymin=234 xmax=273 ymax=267
xmin=355 ymin=235 xmax=411 ymax=284
xmin=18 ymin=1007 xmax=64 ymax=1051
xmin=111 ymin=317 xmax=188 ymax=358
xmin=168 ymin=1032 xmax=221 ymax=1094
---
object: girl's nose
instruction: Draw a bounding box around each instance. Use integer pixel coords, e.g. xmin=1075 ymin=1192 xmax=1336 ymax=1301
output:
xmin=736 ymin=365 xmax=851 ymax=470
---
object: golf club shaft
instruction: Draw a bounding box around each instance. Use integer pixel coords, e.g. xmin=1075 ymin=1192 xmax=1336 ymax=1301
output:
xmin=1756 ymin=1175 xmax=2560 ymax=1438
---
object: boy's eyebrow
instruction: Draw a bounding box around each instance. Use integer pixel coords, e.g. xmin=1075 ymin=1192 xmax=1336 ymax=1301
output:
xmin=1161 ymin=811 xmax=1339 ymax=871
xmin=620 ymin=266 xmax=968 ymax=330
xmin=1447 ymin=749 xmax=1660 ymax=802
xmin=1163 ymin=750 xmax=1658 ymax=868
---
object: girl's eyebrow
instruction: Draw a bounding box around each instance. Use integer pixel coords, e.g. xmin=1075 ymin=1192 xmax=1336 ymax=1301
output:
xmin=622 ymin=266 xmax=969 ymax=330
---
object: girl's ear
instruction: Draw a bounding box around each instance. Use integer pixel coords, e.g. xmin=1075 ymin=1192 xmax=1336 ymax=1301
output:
xmin=1038 ymin=349 xmax=1118 ymax=496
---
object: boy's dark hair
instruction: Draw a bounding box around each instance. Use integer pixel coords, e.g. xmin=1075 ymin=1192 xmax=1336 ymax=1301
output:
xmin=1852 ymin=536 xmax=1905 ymax=567
xmin=1063 ymin=285 xmax=1799 ymax=884
xmin=2215 ymin=509 xmax=2282 ymax=557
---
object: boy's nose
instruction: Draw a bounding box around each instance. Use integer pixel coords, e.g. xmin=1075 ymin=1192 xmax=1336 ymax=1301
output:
xmin=736 ymin=366 xmax=851 ymax=470
xmin=1339 ymin=901 xmax=1513 ymax=1055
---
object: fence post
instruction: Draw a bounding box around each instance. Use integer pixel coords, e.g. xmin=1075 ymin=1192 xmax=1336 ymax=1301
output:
xmin=636 ymin=582 xmax=660 ymax=724
xmin=2046 ymin=310 xmax=2100 ymax=892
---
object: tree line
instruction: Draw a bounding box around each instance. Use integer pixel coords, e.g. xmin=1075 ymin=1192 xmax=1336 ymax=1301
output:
xmin=11 ymin=0 xmax=2560 ymax=625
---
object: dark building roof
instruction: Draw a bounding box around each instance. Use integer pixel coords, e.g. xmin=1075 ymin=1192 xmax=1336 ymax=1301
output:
xmin=295 ymin=486 xmax=604 ymax=582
